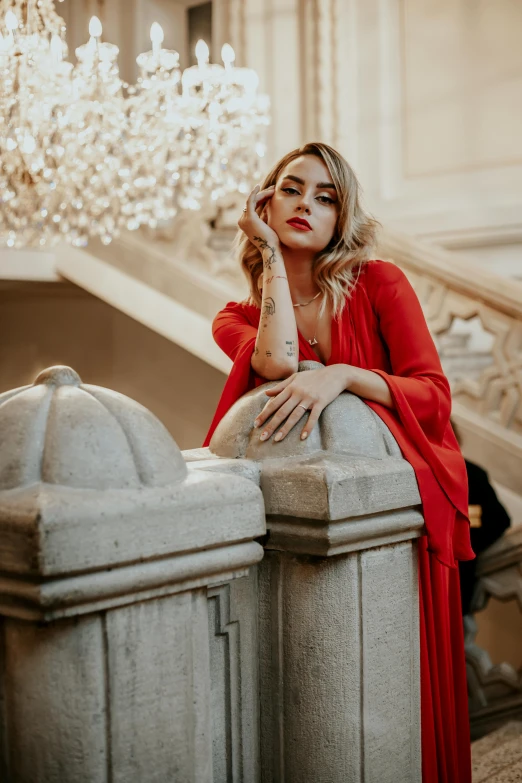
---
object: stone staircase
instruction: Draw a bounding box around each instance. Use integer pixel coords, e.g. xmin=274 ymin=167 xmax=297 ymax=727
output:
xmin=472 ymin=721 xmax=522 ymax=782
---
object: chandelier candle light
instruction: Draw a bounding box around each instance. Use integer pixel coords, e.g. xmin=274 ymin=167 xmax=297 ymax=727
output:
xmin=0 ymin=0 xmax=270 ymax=248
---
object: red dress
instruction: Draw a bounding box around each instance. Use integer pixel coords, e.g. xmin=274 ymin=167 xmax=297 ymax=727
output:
xmin=204 ymin=259 xmax=474 ymax=782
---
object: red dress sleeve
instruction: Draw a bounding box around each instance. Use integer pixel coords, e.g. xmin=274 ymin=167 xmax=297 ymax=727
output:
xmin=212 ymin=300 xmax=258 ymax=362
xmin=365 ymin=262 xmax=451 ymax=443
xmin=364 ymin=261 xmax=474 ymax=565
xmin=203 ymin=301 xmax=260 ymax=446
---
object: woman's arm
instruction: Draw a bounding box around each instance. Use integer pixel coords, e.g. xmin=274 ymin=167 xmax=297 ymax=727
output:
xmin=254 ymin=363 xmax=393 ymax=442
xmin=365 ymin=261 xmax=451 ymax=442
xmin=254 ymin=261 xmax=446 ymax=443
xmin=343 ymin=365 xmax=393 ymax=406
xmin=240 ymin=185 xmax=298 ymax=380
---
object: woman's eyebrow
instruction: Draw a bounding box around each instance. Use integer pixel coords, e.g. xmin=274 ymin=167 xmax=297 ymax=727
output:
xmin=281 ymin=174 xmax=337 ymax=191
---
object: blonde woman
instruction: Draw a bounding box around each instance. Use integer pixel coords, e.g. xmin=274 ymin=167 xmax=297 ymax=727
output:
xmin=204 ymin=142 xmax=474 ymax=783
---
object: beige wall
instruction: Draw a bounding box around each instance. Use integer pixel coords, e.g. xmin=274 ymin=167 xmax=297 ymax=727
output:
xmin=0 ymin=282 xmax=225 ymax=450
xmin=228 ymin=0 xmax=522 ymax=277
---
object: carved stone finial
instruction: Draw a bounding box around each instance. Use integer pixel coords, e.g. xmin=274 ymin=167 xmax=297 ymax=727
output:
xmin=34 ymin=366 xmax=82 ymax=387
xmin=0 ymin=365 xmax=187 ymax=491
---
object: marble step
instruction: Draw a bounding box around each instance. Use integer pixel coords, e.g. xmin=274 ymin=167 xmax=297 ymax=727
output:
xmin=487 ymin=762 xmax=522 ymax=782
xmin=472 ymin=722 xmax=522 ymax=782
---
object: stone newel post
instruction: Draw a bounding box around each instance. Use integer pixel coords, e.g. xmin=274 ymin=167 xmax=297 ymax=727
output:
xmin=188 ymin=361 xmax=424 ymax=783
xmin=0 ymin=367 xmax=265 ymax=783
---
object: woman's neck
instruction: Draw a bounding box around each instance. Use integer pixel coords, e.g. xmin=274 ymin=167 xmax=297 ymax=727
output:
xmin=281 ymin=246 xmax=318 ymax=303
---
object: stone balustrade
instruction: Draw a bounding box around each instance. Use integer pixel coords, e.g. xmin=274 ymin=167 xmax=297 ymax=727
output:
xmin=0 ymin=366 xmax=265 ymax=783
xmin=465 ymin=527 xmax=522 ymax=739
xmin=186 ymin=360 xmax=424 ymax=783
xmin=0 ymin=363 xmax=424 ymax=782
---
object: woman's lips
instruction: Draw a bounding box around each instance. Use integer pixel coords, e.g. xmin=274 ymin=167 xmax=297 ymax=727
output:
xmin=286 ymin=220 xmax=312 ymax=231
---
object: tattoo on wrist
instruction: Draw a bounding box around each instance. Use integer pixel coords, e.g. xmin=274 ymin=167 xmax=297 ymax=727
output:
xmin=286 ymin=339 xmax=296 ymax=358
xmin=262 ymin=297 xmax=276 ymax=316
xmin=253 ymin=236 xmax=277 ymax=271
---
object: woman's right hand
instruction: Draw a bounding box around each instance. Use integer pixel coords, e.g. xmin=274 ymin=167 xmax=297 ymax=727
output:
xmin=238 ymin=184 xmax=280 ymax=249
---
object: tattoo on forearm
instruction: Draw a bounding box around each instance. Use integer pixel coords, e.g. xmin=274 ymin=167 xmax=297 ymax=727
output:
xmin=266 ymin=350 xmax=272 ymax=357
xmin=254 ymin=345 xmax=259 ymax=356
xmin=253 ymin=236 xmax=277 ymax=271
xmin=286 ymin=339 xmax=296 ymax=358
xmin=265 ymin=275 xmax=287 ymax=285
xmin=262 ymin=297 xmax=276 ymax=316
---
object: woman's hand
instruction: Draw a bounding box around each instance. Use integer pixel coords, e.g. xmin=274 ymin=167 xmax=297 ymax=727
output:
xmin=238 ymin=184 xmax=280 ymax=248
xmin=253 ymin=365 xmax=352 ymax=442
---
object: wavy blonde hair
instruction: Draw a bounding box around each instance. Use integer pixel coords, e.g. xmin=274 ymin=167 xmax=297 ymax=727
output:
xmin=236 ymin=142 xmax=380 ymax=317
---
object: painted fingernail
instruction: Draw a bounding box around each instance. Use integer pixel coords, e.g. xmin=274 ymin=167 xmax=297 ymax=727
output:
xmin=301 ymin=432 xmax=308 ymax=440
xmin=274 ymin=432 xmax=283 ymax=442
xmin=260 ymin=432 xmax=269 ymax=441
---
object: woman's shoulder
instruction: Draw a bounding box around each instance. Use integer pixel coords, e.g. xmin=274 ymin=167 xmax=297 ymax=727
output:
xmin=354 ymin=259 xmax=411 ymax=312
xmin=213 ymin=298 xmax=260 ymax=327
xmin=359 ymin=259 xmax=407 ymax=287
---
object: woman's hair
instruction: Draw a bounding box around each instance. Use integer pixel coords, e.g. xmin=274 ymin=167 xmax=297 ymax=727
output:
xmin=236 ymin=142 xmax=380 ymax=316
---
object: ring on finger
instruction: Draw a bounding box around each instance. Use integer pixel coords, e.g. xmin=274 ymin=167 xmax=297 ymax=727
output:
xmin=298 ymin=403 xmax=308 ymax=411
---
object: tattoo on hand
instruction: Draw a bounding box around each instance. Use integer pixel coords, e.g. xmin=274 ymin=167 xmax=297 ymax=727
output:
xmin=253 ymin=236 xmax=277 ymax=271
xmin=262 ymin=297 xmax=276 ymax=316
xmin=266 ymin=350 xmax=272 ymax=357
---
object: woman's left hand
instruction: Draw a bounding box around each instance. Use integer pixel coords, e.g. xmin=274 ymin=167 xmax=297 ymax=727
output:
xmin=254 ymin=365 xmax=352 ymax=442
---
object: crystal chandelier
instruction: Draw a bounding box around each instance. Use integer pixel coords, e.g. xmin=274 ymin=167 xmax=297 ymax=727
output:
xmin=0 ymin=1 xmax=270 ymax=248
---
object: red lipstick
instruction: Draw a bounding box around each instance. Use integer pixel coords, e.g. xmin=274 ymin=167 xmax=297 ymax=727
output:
xmin=286 ymin=217 xmax=312 ymax=231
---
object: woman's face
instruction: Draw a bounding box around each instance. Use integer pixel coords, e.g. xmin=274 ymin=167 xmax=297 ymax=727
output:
xmin=263 ymin=154 xmax=339 ymax=253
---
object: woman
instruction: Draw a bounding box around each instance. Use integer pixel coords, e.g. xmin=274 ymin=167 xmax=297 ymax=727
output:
xmin=204 ymin=142 xmax=475 ymax=782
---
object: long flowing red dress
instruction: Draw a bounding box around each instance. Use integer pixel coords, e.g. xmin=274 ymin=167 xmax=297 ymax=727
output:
xmin=204 ymin=259 xmax=475 ymax=782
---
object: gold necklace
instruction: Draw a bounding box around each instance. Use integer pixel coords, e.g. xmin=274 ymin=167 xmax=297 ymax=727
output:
xmin=298 ymin=298 xmax=321 ymax=346
xmin=292 ymin=291 xmax=321 ymax=308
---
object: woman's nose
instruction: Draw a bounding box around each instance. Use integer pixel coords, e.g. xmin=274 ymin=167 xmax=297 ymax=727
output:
xmin=296 ymin=195 xmax=312 ymax=213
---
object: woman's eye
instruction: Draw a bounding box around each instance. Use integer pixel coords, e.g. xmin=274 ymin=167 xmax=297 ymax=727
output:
xmin=281 ymin=187 xmax=334 ymax=205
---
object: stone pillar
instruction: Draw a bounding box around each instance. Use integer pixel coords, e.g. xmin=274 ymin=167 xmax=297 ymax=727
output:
xmin=0 ymin=367 xmax=265 ymax=783
xmin=187 ymin=361 xmax=424 ymax=783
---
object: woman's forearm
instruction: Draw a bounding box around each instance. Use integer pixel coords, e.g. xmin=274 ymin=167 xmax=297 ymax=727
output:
xmin=251 ymin=239 xmax=299 ymax=379
xmin=342 ymin=364 xmax=393 ymax=407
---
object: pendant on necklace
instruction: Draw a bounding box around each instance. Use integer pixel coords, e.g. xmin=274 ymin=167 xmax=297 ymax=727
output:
xmin=308 ymin=337 xmax=318 ymax=346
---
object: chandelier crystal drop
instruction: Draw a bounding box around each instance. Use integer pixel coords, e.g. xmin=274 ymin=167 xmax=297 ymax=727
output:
xmin=0 ymin=0 xmax=270 ymax=248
